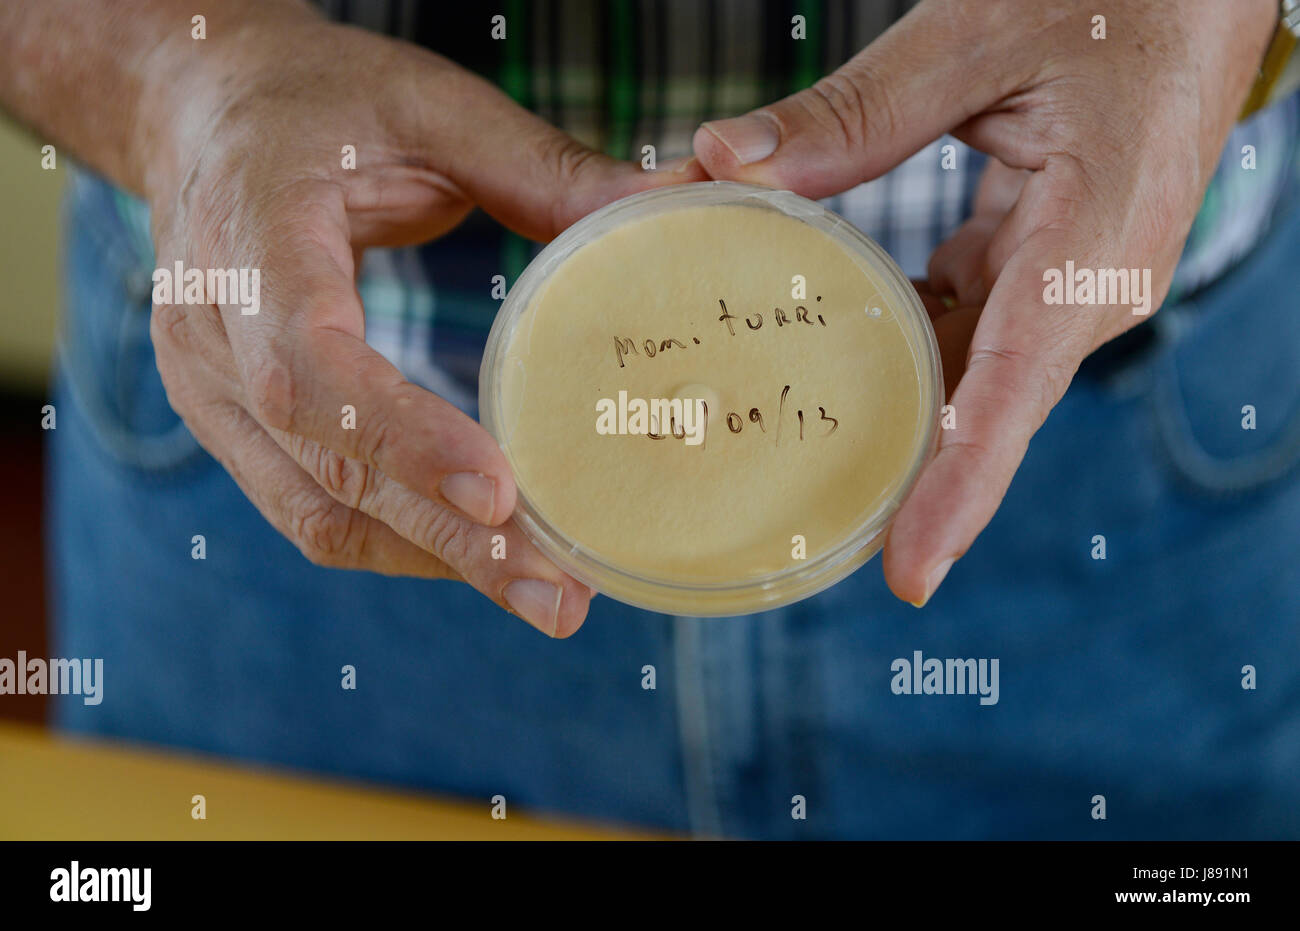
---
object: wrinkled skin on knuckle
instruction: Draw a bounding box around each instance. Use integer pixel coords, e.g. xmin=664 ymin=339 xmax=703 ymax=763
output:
xmin=532 ymin=132 xmax=601 ymax=233
xmin=803 ymin=69 xmax=881 ymax=155
xmin=149 ymin=299 xmax=191 ymax=355
xmin=290 ymin=495 xmax=363 ymax=567
xmin=293 ymin=436 xmax=373 ymax=510
xmin=148 ymin=303 xmax=217 ymax=423
xmin=539 ymin=132 xmax=600 ymax=189
xmin=414 ymin=506 xmax=472 ymax=566
xmin=351 ymin=399 xmax=395 ymax=466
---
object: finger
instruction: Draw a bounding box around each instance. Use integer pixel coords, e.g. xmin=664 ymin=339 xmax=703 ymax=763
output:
xmin=884 ymin=234 xmax=1095 ymax=607
xmin=422 ymin=68 xmax=709 ymax=240
xmin=927 ymin=160 xmax=1029 ymax=305
xmin=186 ymin=397 xmax=459 ymax=580
xmin=926 ymin=213 xmax=1002 ymax=306
xmin=883 ymin=152 xmax=1172 ymax=605
xmin=905 ymin=282 xmax=981 ymax=399
xmin=211 ymin=194 xmax=519 ymax=528
xmin=931 ymin=303 xmax=982 ymax=401
xmin=973 ymin=160 xmax=1032 ymax=216
xmin=690 ymin=2 xmax=1029 ymax=197
xmin=910 ymin=280 xmax=955 ymax=323
xmin=154 ymin=243 xmax=590 ymax=637
xmin=274 ymin=428 xmax=593 ymax=637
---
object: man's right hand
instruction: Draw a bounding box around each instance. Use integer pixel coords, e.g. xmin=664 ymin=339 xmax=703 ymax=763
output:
xmin=4 ymin=1 xmax=705 ymax=635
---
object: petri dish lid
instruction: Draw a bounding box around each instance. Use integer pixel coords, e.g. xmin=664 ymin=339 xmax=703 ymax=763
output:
xmin=479 ymin=181 xmax=942 ymax=616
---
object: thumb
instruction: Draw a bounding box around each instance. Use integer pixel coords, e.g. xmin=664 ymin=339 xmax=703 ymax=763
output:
xmin=692 ymin=4 xmax=1014 ymax=199
xmin=434 ymin=71 xmax=708 ymax=241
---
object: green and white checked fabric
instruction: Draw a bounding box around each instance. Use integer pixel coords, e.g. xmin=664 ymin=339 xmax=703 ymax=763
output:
xmin=316 ymin=0 xmax=1300 ymax=410
xmin=101 ymin=1 xmax=1300 ymax=413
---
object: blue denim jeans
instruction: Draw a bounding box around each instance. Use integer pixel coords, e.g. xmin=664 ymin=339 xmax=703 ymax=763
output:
xmin=48 ymin=171 xmax=1300 ymax=839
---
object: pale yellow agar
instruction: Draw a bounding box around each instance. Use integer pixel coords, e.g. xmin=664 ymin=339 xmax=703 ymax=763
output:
xmin=498 ymin=203 xmax=923 ymax=584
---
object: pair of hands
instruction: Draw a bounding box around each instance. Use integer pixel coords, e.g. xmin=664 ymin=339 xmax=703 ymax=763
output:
xmin=142 ymin=0 xmax=1276 ymax=635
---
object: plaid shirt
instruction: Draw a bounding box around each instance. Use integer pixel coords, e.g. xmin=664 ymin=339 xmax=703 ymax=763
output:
xmin=104 ymin=1 xmax=1300 ymax=415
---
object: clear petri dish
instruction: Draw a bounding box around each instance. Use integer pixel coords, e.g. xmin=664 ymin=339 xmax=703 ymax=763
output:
xmin=479 ymin=181 xmax=942 ymax=616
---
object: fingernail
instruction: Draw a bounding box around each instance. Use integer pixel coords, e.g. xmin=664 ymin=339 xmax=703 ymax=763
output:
xmin=912 ymin=557 xmax=956 ymax=608
xmin=440 ymin=472 xmax=496 ymax=524
xmin=504 ymin=579 xmax=563 ymax=637
xmin=702 ymin=114 xmax=779 ymax=165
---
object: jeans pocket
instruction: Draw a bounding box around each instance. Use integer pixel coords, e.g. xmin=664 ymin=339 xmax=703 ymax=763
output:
xmin=1150 ymin=200 xmax=1300 ymax=497
xmin=58 ymin=170 xmax=203 ymax=475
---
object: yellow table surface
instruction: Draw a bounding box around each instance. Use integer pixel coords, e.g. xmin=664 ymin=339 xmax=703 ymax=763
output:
xmin=0 ymin=723 xmax=665 ymax=840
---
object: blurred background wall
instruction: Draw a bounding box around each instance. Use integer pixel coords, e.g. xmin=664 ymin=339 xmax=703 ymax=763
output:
xmin=0 ymin=114 xmax=64 ymax=725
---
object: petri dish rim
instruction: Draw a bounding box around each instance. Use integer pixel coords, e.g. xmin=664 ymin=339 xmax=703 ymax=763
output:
xmin=479 ymin=181 xmax=943 ymax=617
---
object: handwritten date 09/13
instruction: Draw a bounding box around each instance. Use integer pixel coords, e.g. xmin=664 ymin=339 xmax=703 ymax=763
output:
xmin=654 ymin=385 xmax=838 ymax=446
xmin=722 ymin=385 xmax=838 ymax=443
